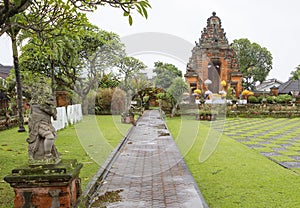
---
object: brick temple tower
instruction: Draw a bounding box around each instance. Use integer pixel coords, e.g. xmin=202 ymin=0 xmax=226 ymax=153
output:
xmin=184 ymin=12 xmax=242 ymax=97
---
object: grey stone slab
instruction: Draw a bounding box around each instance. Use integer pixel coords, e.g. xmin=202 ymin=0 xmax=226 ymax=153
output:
xmin=288 ymin=137 xmax=300 ymax=142
xmin=272 ymin=147 xmax=287 ymax=151
xmin=261 ymin=152 xmax=282 ymax=157
xmin=288 ymin=155 xmax=300 ymax=160
xmin=258 ymin=141 xmax=272 ymax=145
xmin=279 ymin=162 xmax=300 ymax=168
xmin=279 ymin=143 xmax=293 ymax=147
xmin=246 ymin=144 xmax=264 ymax=148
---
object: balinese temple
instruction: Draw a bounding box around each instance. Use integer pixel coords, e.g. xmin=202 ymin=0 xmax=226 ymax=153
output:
xmin=184 ymin=12 xmax=243 ymax=97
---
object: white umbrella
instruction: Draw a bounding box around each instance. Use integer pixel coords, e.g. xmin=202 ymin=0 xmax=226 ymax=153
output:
xmin=205 ymin=90 xmax=212 ymax=95
xmin=219 ymin=90 xmax=226 ymax=95
xmin=204 ymin=79 xmax=212 ymax=85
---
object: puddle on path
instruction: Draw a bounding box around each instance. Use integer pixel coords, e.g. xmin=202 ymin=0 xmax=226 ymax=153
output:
xmin=157 ymin=130 xmax=170 ymax=137
xmin=90 ymin=189 xmax=123 ymax=208
xmin=154 ymin=124 xmax=167 ymax=129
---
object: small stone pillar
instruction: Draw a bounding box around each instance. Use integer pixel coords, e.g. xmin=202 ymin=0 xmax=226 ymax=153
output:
xmin=4 ymin=159 xmax=82 ymax=208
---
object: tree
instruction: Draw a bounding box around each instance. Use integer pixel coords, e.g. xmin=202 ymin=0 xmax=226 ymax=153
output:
xmin=0 ymin=0 xmax=30 ymax=36
xmin=231 ymin=38 xmax=273 ymax=90
xmin=167 ymin=77 xmax=188 ymax=116
xmin=153 ymin=61 xmax=182 ymax=89
xmin=73 ymin=29 xmax=124 ymax=114
xmin=117 ymin=56 xmax=146 ymax=112
xmin=168 ymin=77 xmax=188 ymax=103
xmin=2 ymin=0 xmax=151 ymax=121
xmin=98 ymin=73 xmax=120 ymax=89
xmin=7 ymin=24 xmax=26 ymax=132
xmin=21 ymin=25 xmax=124 ymax=114
xmin=0 ymin=0 xmax=151 ymax=36
xmin=290 ymin=65 xmax=300 ymax=80
xmin=6 ymin=0 xmax=88 ymax=132
xmin=19 ymin=1 xmax=93 ymax=118
xmin=19 ymin=0 xmax=92 ymax=91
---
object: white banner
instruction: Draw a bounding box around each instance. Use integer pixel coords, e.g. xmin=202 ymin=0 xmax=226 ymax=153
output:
xmin=51 ymin=104 xmax=83 ymax=130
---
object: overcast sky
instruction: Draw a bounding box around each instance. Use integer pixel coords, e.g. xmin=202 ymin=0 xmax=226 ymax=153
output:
xmin=1 ymin=0 xmax=300 ymax=82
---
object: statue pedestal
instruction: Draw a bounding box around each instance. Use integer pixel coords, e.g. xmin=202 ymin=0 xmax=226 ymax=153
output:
xmin=4 ymin=159 xmax=83 ymax=208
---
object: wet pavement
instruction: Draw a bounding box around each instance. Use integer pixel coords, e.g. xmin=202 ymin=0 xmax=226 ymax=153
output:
xmin=88 ymin=110 xmax=208 ymax=208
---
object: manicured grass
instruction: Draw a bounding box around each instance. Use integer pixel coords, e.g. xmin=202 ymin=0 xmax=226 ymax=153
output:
xmin=2 ymin=115 xmax=300 ymax=207
xmin=0 ymin=115 xmax=130 ymax=208
xmin=166 ymin=117 xmax=300 ymax=207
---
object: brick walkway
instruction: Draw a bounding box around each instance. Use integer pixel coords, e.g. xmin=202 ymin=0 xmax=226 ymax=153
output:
xmin=87 ymin=110 xmax=207 ymax=208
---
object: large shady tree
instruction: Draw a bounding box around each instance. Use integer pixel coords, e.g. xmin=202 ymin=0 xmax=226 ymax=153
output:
xmin=231 ymin=38 xmax=273 ymax=90
xmin=117 ymin=56 xmax=146 ymax=113
xmin=0 ymin=0 xmax=151 ymax=35
xmin=8 ymin=0 xmax=89 ymax=131
xmin=1 ymin=0 xmax=151 ymax=131
xmin=153 ymin=61 xmax=182 ymax=89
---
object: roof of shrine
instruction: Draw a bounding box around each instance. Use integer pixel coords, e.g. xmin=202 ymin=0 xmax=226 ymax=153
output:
xmin=195 ymin=12 xmax=230 ymax=49
xmin=279 ymin=79 xmax=300 ymax=94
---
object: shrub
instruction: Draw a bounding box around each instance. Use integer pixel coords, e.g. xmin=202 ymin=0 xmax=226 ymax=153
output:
xmin=274 ymin=94 xmax=292 ymax=104
xmin=89 ymin=87 xmax=126 ymax=115
xmin=111 ymin=88 xmax=126 ymax=114
xmin=248 ymin=95 xmax=258 ymax=103
xmin=257 ymin=95 xmax=263 ymax=103
xmin=266 ymin=95 xmax=275 ymax=103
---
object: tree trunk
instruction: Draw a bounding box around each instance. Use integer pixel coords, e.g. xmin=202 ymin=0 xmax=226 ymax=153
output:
xmin=81 ymin=95 xmax=88 ymax=115
xmin=11 ymin=31 xmax=25 ymax=132
xmin=50 ymin=58 xmax=55 ymax=95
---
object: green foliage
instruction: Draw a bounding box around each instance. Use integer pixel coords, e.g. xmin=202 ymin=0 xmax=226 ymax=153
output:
xmin=275 ymin=94 xmax=292 ymax=104
xmin=248 ymin=95 xmax=258 ymax=103
xmin=98 ymin=73 xmax=120 ymax=89
xmin=117 ymin=56 xmax=147 ymax=95
xmin=88 ymin=87 xmax=126 ymax=114
xmin=290 ymin=65 xmax=300 ymax=80
xmin=129 ymin=72 xmax=151 ymax=93
xmin=167 ymin=77 xmax=188 ymax=103
xmin=0 ymin=0 xmax=152 ymax=36
xmin=153 ymin=61 xmax=182 ymax=89
xmin=95 ymin=88 xmax=114 ymax=114
xmin=231 ymin=38 xmax=273 ymax=90
xmin=111 ymin=88 xmax=126 ymax=113
xmin=226 ymin=86 xmax=235 ymax=100
xmin=263 ymin=94 xmax=292 ymax=104
xmin=257 ymin=95 xmax=263 ymax=103
xmin=19 ymin=7 xmax=91 ymax=90
xmin=266 ymin=95 xmax=275 ymax=103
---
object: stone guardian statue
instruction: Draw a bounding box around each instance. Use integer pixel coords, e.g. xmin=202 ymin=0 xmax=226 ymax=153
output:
xmin=27 ymin=80 xmax=61 ymax=165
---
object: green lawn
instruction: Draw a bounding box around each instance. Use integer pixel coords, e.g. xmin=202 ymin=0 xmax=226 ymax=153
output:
xmin=0 ymin=115 xmax=130 ymax=208
xmin=1 ymin=116 xmax=300 ymax=207
xmin=167 ymin=117 xmax=300 ymax=207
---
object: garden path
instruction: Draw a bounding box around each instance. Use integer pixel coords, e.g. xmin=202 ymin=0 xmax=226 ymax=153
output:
xmin=84 ymin=110 xmax=208 ymax=208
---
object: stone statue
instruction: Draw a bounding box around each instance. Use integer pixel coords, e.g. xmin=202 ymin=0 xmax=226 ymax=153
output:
xmin=27 ymin=80 xmax=61 ymax=165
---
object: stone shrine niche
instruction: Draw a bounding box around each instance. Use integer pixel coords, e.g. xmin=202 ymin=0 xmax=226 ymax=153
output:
xmin=184 ymin=12 xmax=243 ymax=98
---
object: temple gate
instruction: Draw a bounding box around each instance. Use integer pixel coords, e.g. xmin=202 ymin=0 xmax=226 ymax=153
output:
xmin=184 ymin=12 xmax=243 ymax=98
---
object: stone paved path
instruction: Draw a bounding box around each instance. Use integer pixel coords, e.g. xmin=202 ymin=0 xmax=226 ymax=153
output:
xmin=88 ymin=110 xmax=208 ymax=208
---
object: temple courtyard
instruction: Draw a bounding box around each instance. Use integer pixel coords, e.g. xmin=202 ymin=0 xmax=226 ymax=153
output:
xmin=1 ymin=113 xmax=300 ymax=207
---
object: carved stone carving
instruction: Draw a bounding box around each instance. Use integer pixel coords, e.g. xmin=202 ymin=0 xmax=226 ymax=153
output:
xmin=27 ymin=79 xmax=61 ymax=165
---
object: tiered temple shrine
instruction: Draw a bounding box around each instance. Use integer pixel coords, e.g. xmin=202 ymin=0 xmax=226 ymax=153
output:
xmin=184 ymin=12 xmax=243 ymax=97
